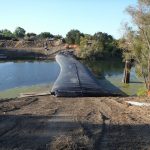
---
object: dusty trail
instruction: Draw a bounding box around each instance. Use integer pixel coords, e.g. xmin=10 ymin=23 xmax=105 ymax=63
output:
xmin=0 ymin=96 xmax=150 ymax=149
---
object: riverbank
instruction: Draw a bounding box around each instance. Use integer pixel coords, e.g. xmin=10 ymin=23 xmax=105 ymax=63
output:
xmin=0 ymin=39 xmax=69 ymax=60
xmin=0 ymin=95 xmax=150 ymax=149
xmin=0 ymin=84 xmax=51 ymax=99
xmin=0 ymin=48 xmax=47 ymax=60
xmin=0 ymin=47 xmax=68 ymax=60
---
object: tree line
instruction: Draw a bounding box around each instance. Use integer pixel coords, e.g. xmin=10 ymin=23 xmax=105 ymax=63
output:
xmin=0 ymin=27 xmax=63 ymax=41
xmin=0 ymin=27 xmax=122 ymax=59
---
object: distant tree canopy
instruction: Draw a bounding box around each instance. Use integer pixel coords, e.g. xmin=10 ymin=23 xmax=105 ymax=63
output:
xmin=54 ymin=35 xmax=62 ymax=40
xmin=79 ymin=32 xmax=121 ymax=59
xmin=0 ymin=27 xmax=62 ymax=41
xmin=24 ymin=33 xmax=37 ymax=41
xmin=26 ymin=33 xmax=37 ymax=37
xmin=66 ymin=29 xmax=83 ymax=45
xmin=38 ymin=32 xmax=54 ymax=39
xmin=0 ymin=29 xmax=14 ymax=40
xmin=14 ymin=27 xmax=26 ymax=38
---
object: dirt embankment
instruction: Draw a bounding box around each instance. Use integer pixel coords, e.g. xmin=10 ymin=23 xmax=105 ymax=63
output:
xmin=0 ymin=39 xmax=63 ymax=49
xmin=0 ymin=96 xmax=150 ymax=150
xmin=0 ymin=40 xmax=67 ymax=60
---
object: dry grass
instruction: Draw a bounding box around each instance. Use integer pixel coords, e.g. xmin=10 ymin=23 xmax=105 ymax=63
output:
xmin=47 ymin=129 xmax=93 ymax=150
xmin=47 ymin=135 xmax=92 ymax=150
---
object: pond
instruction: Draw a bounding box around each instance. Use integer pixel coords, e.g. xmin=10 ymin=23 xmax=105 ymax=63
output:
xmin=0 ymin=61 xmax=60 ymax=91
xmin=83 ymin=60 xmax=145 ymax=96
xmin=0 ymin=59 xmax=145 ymax=98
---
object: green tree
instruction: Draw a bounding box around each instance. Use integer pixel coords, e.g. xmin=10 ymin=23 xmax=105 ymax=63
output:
xmin=0 ymin=29 xmax=14 ymax=40
xmin=66 ymin=29 xmax=82 ymax=45
xmin=25 ymin=33 xmax=37 ymax=41
xmin=54 ymin=35 xmax=62 ymax=40
xmin=93 ymin=32 xmax=120 ymax=57
xmin=79 ymin=32 xmax=120 ymax=59
xmin=79 ymin=34 xmax=93 ymax=58
xmin=120 ymin=0 xmax=150 ymax=89
xmin=38 ymin=32 xmax=54 ymax=39
xmin=14 ymin=27 xmax=26 ymax=38
xmin=26 ymin=33 xmax=37 ymax=38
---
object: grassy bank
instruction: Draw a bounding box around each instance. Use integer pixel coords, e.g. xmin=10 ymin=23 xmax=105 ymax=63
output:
xmin=0 ymin=79 xmax=146 ymax=99
xmin=0 ymin=48 xmax=50 ymax=60
xmin=0 ymin=84 xmax=51 ymax=99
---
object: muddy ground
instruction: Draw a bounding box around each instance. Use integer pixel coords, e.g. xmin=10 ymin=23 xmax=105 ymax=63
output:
xmin=0 ymin=96 xmax=150 ymax=150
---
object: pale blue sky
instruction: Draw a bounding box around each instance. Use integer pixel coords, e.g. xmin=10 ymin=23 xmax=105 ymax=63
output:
xmin=0 ymin=0 xmax=137 ymax=39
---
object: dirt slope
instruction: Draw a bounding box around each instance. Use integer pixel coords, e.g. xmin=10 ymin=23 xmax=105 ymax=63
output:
xmin=0 ymin=96 xmax=150 ymax=150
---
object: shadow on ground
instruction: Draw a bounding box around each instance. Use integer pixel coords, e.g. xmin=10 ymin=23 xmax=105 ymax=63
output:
xmin=0 ymin=114 xmax=150 ymax=150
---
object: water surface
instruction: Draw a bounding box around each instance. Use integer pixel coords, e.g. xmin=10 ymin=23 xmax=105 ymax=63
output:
xmin=0 ymin=59 xmax=145 ymax=98
xmin=84 ymin=60 xmax=144 ymax=95
xmin=0 ymin=61 xmax=60 ymax=91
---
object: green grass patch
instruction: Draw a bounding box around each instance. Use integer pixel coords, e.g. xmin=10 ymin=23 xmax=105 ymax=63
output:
xmin=137 ymin=87 xmax=147 ymax=96
xmin=0 ymin=84 xmax=52 ymax=99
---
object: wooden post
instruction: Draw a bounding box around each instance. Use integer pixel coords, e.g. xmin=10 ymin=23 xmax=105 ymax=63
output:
xmin=123 ymin=60 xmax=131 ymax=83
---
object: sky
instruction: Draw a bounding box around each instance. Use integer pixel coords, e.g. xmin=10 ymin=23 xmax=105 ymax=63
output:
xmin=0 ymin=0 xmax=137 ymax=39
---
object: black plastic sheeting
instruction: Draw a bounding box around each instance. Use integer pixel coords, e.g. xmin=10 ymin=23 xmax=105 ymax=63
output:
xmin=51 ymin=52 xmax=118 ymax=97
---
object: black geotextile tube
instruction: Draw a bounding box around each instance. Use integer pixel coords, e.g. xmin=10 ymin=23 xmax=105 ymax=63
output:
xmin=51 ymin=51 xmax=116 ymax=97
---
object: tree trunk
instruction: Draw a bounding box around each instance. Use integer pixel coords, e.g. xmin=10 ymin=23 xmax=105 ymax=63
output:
xmin=148 ymin=59 xmax=150 ymax=91
xmin=123 ymin=60 xmax=131 ymax=83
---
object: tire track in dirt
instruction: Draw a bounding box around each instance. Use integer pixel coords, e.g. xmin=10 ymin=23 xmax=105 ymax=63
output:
xmin=0 ymin=97 xmax=38 ymax=112
xmin=95 ymin=111 xmax=110 ymax=150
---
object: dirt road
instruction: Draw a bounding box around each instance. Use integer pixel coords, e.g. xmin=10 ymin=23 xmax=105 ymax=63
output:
xmin=0 ymin=96 xmax=150 ymax=150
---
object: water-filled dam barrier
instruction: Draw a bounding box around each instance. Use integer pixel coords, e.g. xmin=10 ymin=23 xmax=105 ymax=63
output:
xmin=51 ymin=52 xmax=116 ymax=97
